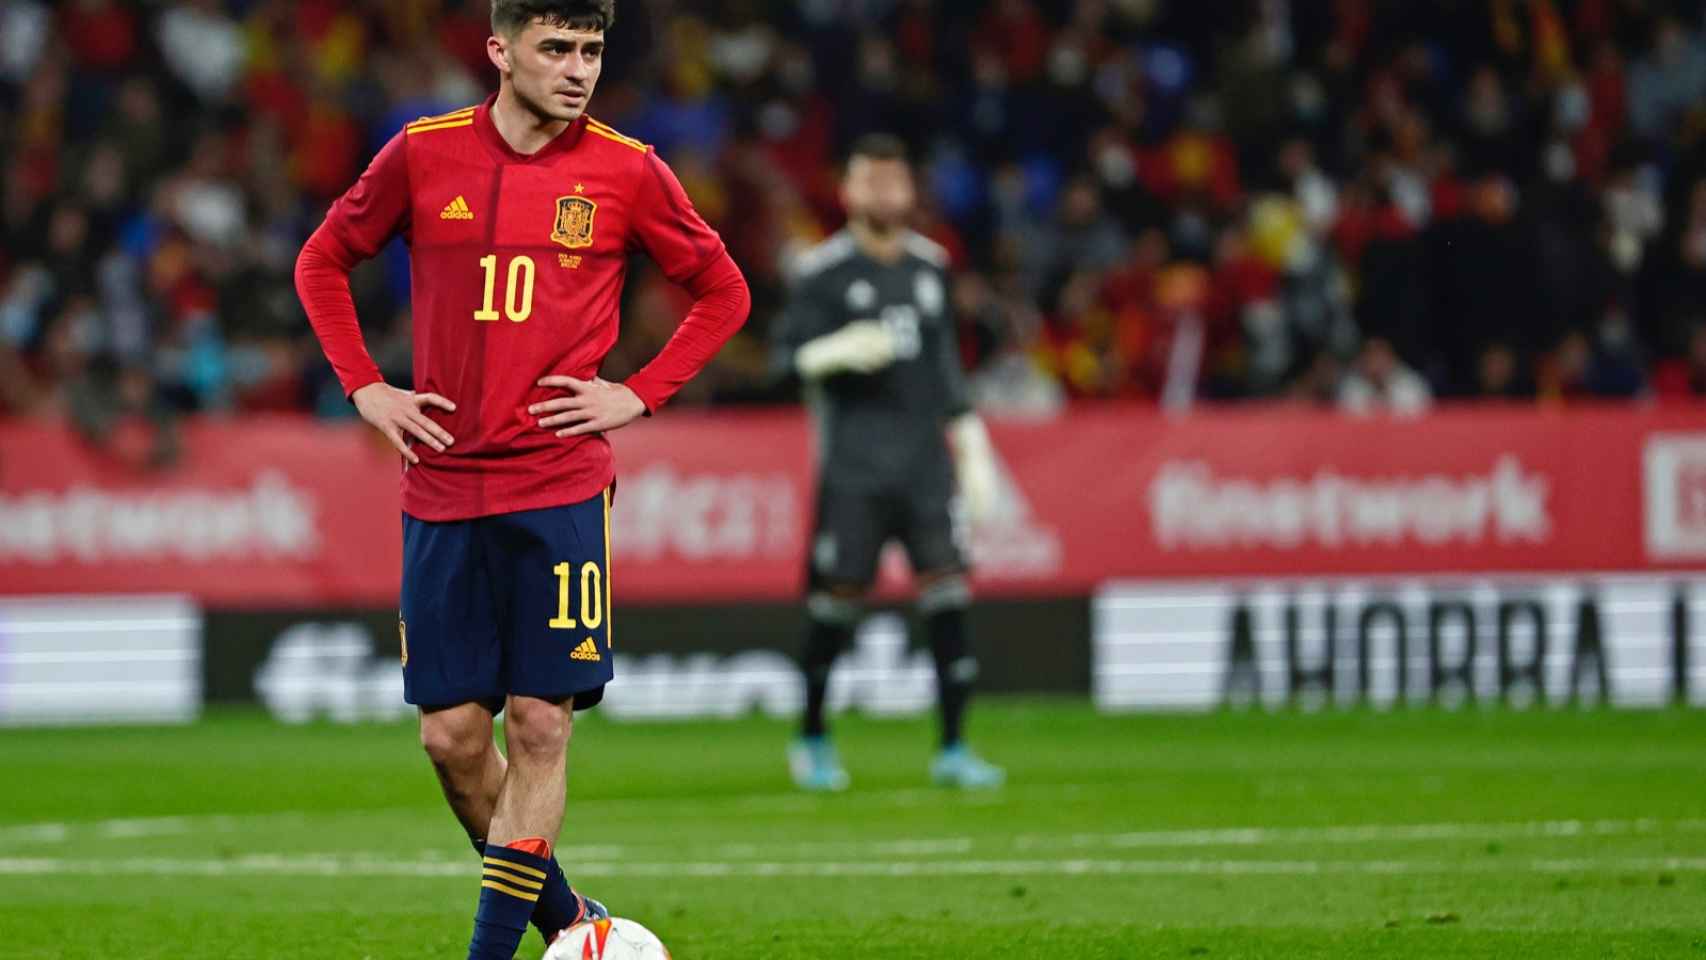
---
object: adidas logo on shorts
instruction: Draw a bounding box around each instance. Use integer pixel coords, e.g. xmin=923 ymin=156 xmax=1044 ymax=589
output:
xmin=570 ymin=638 xmax=602 ymax=662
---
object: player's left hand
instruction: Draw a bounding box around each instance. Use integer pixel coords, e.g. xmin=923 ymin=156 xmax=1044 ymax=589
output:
xmin=531 ymin=376 xmax=648 ymax=437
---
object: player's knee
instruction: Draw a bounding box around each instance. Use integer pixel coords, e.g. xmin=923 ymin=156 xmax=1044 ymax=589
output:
xmin=419 ymin=710 xmax=489 ymax=770
xmin=917 ymin=573 xmax=971 ymax=613
xmin=808 ymin=589 xmax=864 ymax=626
xmin=503 ymin=696 xmax=573 ymax=760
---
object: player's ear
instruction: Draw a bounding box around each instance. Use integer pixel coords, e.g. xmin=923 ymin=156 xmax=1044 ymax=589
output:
xmin=838 ymin=175 xmax=859 ymax=216
xmin=486 ymin=33 xmax=511 ymax=76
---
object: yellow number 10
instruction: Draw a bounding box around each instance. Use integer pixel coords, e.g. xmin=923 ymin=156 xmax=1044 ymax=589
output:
xmin=475 ymin=254 xmax=535 ymax=323
xmin=549 ymin=561 xmax=603 ymax=629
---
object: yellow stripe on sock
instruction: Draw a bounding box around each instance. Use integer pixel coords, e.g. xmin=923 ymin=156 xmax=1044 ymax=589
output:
xmin=482 ymin=866 xmax=544 ymax=890
xmin=482 ymin=856 xmax=547 ymax=880
xmin=481 ymin=879 xmax=542 ymax=902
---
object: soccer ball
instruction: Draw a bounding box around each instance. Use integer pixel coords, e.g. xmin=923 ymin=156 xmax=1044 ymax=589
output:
xmin=544 ymin=918 xmax=671 ymax=960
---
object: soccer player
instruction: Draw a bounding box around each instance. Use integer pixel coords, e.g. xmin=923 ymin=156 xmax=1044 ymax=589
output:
xmin=773 ymin=133 xmax=1005 ymax=791
xmin=293 ymin=2 xmax=748 ymax=957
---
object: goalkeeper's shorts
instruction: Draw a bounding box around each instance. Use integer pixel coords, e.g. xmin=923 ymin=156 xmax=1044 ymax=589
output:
xmin=806 ymin=477 xmax=967 ymax=591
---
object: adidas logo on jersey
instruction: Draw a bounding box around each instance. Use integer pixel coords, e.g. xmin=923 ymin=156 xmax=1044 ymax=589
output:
xmin=440 ymin=196 xmax=474 ymax=220
xmin=570 ymin=638 xmax=602 ymax=662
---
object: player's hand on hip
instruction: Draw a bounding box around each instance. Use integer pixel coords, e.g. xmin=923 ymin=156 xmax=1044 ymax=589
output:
xmin=351 ymin=382 xmax=456 ymax=465
xmin=532 ymin=376 xmax=648 ymax=437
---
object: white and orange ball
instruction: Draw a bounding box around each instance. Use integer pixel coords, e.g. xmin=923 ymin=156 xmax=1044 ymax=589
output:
xmin=544 ymin=918 xmax=671 ymax=960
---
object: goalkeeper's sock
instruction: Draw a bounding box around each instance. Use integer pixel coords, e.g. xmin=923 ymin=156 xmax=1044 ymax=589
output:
xmin=470 ymin=837 xmax=582 ymax=944
xmin=468 ymin=840 xmax=554 ymax=959
xmin=927 ymin=605 xmax=975 ymax=748
xmin=801 ymin=617 xmax=850 ymax=739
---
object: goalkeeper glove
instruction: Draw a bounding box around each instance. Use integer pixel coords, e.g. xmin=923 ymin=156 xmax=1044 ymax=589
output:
xmin=795 ymin=320 xmax=897 ymax=379
xmin=949 ymin=413 xmax=1000 ymax=525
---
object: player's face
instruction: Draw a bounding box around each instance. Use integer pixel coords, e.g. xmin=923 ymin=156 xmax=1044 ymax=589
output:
xmin=492 ymin=21 xmax=604 ymax=123
xmin=842 ymin=156 xmax=916 ymax=232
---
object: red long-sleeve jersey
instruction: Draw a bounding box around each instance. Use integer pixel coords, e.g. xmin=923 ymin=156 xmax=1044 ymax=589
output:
xmin=295 ymin=97 xmax=749 ymax=521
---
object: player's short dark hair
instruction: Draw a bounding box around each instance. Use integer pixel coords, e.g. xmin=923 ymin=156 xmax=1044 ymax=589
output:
xmin=846 ymin=133 xmax=910 ymax=166
xmin=491 ymin=0 xmax=615 ymax=37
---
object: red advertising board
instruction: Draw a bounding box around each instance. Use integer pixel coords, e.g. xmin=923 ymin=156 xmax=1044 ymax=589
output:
xmin=0 ymin=418 xmax=404 ymax=607
xmin=4 ymin=406 xmax=1706 ymax=607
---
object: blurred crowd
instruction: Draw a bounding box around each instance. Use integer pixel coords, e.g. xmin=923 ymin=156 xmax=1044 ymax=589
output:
xmin=11 ymin=0 xmax=1706 ymax=437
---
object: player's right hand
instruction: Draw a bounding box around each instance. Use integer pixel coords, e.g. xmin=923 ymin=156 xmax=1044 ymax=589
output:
xmin=795 ymin=320 xmax=898 ymax=379
xmin=351 ymin=382 xmax=456 ymax=465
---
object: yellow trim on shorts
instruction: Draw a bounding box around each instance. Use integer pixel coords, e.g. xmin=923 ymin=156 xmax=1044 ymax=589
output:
xmin=603 ymin=486 xmax=613 ymax=650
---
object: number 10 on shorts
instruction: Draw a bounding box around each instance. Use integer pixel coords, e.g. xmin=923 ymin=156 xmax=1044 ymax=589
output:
xmin=548 ymin=561 xmax=603 ymax=630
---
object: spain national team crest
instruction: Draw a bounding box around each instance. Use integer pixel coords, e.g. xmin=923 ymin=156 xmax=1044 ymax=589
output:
xmin=552 ymin=195 xmax=597 ymax=249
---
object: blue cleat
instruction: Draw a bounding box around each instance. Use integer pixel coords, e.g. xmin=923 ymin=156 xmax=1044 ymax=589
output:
xmin=930 ymin=744 xmax=1006 ymax=789
xmin=788 ymin=736 xmax=851 ymax=791
xmin=576 ymin=893 xmax=610 ymax=923
xmin=548 ymin=893 xmax=611 ymax=950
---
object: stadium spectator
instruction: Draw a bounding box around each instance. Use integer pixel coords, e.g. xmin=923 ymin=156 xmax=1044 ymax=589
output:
xmin=1654 ymin=321 xmax=1706 ymax=400
xmin=10 ymin=1 xmax=1706 ymax=421
xmin=1338 ymin=336 xmax=1432 ymax=416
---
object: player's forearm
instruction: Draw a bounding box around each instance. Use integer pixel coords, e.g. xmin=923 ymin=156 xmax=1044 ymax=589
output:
xmin=294 ymin=224 xmax=385 ymax=399
xmin=623 ymin=253 xmax=750 ymax=412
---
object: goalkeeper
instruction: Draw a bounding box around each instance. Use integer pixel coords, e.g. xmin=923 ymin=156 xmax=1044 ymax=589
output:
xmin=770 ymin=133 xmax=1004 ymax=791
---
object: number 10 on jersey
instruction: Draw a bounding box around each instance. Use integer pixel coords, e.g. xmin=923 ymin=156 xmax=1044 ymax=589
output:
xmin=549 ymin=561 xmax=603 ymax=630
xmin=476 ymin=254 xmax=535 ymax=323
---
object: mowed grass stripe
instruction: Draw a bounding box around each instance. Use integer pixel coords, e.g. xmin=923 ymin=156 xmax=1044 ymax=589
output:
xmin=2 ymin=703 xmax=1704 ymax=958
xmin=4 ymin=854 xmax=1706 ymax=879
xmin=6 ymin=814 xmax=1706 ymax=858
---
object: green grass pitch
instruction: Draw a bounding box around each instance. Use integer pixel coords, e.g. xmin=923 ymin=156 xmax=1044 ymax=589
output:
xmin=2 ymin=702 xmax=1704 ymax=958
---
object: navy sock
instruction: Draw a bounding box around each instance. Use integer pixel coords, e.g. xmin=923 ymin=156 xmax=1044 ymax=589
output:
xmin=927 ymin=607 xmax=974 ymax=749
xmin=533 ymin=855 xmax=583 ymax=939
xmin=468 ymin=845 xmax=551 ymax=959
xmin=801 ymin=619 xmax=850 ymax=738
xmin=470 ymin=838 xmax=582 ymax=943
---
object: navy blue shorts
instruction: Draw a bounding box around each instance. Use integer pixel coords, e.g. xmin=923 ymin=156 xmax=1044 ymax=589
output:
xmin=400 ymin=489 xmax=613 ymax=713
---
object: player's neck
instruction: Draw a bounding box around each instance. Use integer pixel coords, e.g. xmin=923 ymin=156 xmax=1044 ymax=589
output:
xmin=491 ymin=87 xmax=574 ymax=156
xmin=848 ymin=220 xmax=905 ymax=263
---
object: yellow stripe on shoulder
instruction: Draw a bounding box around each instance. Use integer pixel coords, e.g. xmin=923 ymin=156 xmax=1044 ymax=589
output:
xmin=406 ymin=118 xmax=474 ymax=136
xmin=586 ymin=116 xmax=644 ymax=143
xmin=585 ymin=117 xmax=647 ymax=152
xmin=409 ymin=105 xmax=478 ymax=127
